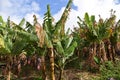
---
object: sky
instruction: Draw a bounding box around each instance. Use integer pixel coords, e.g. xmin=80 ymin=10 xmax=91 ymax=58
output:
xmin=0 ymin=0 xmax=120 ymax=30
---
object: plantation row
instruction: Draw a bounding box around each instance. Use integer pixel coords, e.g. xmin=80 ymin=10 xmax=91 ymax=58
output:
xmin=0 ymin=0 xmax=120 ymax=80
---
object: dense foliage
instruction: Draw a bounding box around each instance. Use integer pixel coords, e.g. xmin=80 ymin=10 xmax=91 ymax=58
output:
xmin=0 ymin=0 xmax=120 ymax=80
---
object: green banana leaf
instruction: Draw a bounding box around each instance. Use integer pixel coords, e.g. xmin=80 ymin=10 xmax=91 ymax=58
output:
xmin=59 ymin=41 xmax=77 ymax=67
xmin=26 ymin=21 xmax=35 ymax=33
xmin=84 ymin=13 xmax=90 ymax=25
xmin=64 ymin=36 xmax=73 ymax=49
xmin=44 ymin=31 xmax=53 ymax=48
xmin=54 ymin=0 xmax=72 ymax=37
xmin=0 ymin=34 xmax=11 ymax=53
xmin=55 ymin=41 xmax=64 ymax=55
xmin=0 ymin=16 xmax=4 ymax=24
xmin=91 ymin=15 xmax=95 ymax=24
xmin=19 ymin=18 xmax=25 ymax=27
xmin=0 ymin=34 xmax=5 ymax=50
xmin=12 ymin=39 xmax=27 ymax=54
xmin=0 ymin=16 xmax=6 ymax=27
xmin=65 ymin=41 xmax=77 ymax=58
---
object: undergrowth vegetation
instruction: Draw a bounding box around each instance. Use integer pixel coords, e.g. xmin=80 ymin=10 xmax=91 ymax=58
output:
xmin=100 ymin=60 xmax=120 ymax=80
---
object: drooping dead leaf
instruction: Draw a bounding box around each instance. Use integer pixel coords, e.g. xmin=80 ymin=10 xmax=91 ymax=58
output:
xmin=35 ymin=23 xmax=45 ymax=48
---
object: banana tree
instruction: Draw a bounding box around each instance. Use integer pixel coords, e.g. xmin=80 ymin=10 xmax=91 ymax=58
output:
xmin=0 ymin=16 xmax=38 ymax=80
xmin=97 ymin=14 xmax=116 ymax=62
xmin=0 ymin=17 xmax=23 ymax=80
xmin=33 ymin=15 xmax=47 ymax=80
xmin=42 ymin=0 xmax=73 ymax=80
xmin=77 ymin=13 xmax=114 ymax=68
xmin=95 ymin=10 xmax=118 ymax=62
xmin=77 ymin=13 xmax=99 ymax=68
xmin=108 ymin=10 xmax=120 ymax=60
xmin=43 ymin=5 xmax=55 ymax=80
xmin=54 ymin=30 xmax=77 ymax=80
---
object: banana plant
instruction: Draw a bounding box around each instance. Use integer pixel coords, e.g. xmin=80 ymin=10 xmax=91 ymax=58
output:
xmin=43 ymin=5 xmax=55 ymax=80
xmin=42 ymin=0 xmax=73 ymax=80
xmin=109 ymin=11 xmax=120 ymax=60
xmin=0 ymin=16 xmax=38 ymax=80
xmin=77 ymin=13 xmax=114 ymax=68
xmin=54 ymin=0 xmax=72 ymax=37
xmin=54 ymin=30 xmax=77 ymax=80
xmin=33 ymin=15 xmax=47 ymax=80
xmin=97 ymin=15 xmax=115 ymax=62
xmin=77 ymin=13 xmax=99 ymax=68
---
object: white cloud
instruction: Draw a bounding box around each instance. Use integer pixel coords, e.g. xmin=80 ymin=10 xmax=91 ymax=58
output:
xmin=31 ymin=1 xmax=40 ymax=12
xmin=53 ymin=0 xmax=120 ymax=31
xmin=0 ymin=0 xmax=12 ymax=8
xmin=0 ymin=0 xmax=42 ymax=25
xmin=1 ymin=0 xmax=120 ymax=31
xmin=114 ymin=0 xmax=120 ymax=4
xmin=72 ymin=0 xmax=115 ymax=19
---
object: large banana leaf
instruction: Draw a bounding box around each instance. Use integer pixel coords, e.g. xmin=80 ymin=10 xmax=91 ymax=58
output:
xmin=84 ymin=13 xmax=90 ymax=26
xmin=0 ymin=34 xmax=6 ymax=52
xmin=55 ymin=41 xmax=64 ymax=55
xmin=54 ymin=0 xmax=72 ymax=37
xmin=0 ymin=16 xmax=6 ymax=27
xmin=19 ymin=18 xmax=25 ymax=27
xmin=16 ymin=31 xmax=38 ymax=41
xmin=0 ymin=20 xmax=38 ymax=54
xmin=54 ymin=38 xmax=77 ymax=68
xmin=0 ymin=16 xmax=4 ymax=24
xmin=0 ymin=34 xmax=12 ymax=54
xmin=43 ymin=5 xmax=54 ymax=48
xmin=64 ymin=41 xmax=77 ymax=58
xmin=11 ymin=39 xmax=27 ymax=54
xmin=44 ymin=31 xmax=53 ymax=48
xmin=55 ymin=35 xmax=77 ymax=63
xmin=26 ymin=21 xmax=36 ymax=33
xmin=43 ymin=5 xmax=53 ymax=36
xmin=91 ymin=15 xmax=95 ymax=23
xmin=4 ymin=39 xmax=12 ymax=53
xmin=64 ymin=36 xmax=73 ymax=49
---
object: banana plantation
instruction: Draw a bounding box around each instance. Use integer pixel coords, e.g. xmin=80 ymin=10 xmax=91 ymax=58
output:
xmin=0 ymin=0 xmax=120 ymax=80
